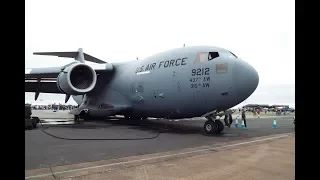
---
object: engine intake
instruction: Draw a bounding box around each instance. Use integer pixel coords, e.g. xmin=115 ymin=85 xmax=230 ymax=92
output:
xmin=57 ymin=63 xmax=97 ymax=95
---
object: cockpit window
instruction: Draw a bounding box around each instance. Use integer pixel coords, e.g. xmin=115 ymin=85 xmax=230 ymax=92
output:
xmin=218 ymin=51 xmax=238 ymax=59
xmin=195 ymin=52 xmax=207 ymax=63
xmin=194 ymin=52 xmax=220 ymax=63
xmin=208 ymin=52 xmax=219 ymax=61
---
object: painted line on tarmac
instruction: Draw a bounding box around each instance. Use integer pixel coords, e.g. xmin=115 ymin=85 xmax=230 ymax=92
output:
xmin=25 ymin=133 xmax=291 ymax=179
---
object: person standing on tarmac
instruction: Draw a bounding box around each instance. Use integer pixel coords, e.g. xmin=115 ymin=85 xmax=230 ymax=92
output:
xmin=224 ymin=114 xmax=230 ymax=127
xmin=242 ymin=109 xmax=247 ymax=128
xmin=228 ymin=113 xmax=233 ymax=127
xmin=223 ymin=110 xmax=233 ymax=128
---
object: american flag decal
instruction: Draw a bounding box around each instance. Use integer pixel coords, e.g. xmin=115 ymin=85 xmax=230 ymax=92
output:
xmin=194 ymin=52 xmax=208 ymax=63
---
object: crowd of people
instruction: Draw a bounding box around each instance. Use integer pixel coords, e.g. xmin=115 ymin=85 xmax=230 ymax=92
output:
xmin=223 ymin=108 xmax=247 ymax=128
xmin=28 ymin=104 xmax=78 ymax=110
xmin=222 ymin=106 xmax=294 ymax=128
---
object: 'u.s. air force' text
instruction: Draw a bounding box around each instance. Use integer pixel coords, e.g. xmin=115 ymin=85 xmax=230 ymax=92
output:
xmin=135 ymin=57 xmax=187 ymax=73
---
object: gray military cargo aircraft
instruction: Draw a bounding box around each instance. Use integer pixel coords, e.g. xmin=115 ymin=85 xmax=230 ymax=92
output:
xmin=25 ymin=46 xmax=259 ymax=134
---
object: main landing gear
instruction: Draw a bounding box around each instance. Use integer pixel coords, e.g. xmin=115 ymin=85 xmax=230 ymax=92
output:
xmin=74 ymin=109 xmax=89 ymax=123
xmin=204 ymin=116 xmax=224 ymax=134
xmin=124 ymin=115 xmax=148 ymax=120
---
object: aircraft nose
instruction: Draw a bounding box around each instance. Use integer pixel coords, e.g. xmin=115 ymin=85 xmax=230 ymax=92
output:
xmin=233 ymin=60 xmax=259 ymax=101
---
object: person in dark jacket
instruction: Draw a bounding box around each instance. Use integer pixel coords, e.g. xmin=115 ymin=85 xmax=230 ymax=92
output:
xmin=242 ymin=109 xmax=247 ymax=128
xmin=228 ymin=113 xmax=233 ymax=127
xmin=224 ymin=114 xmax=230 ymax=127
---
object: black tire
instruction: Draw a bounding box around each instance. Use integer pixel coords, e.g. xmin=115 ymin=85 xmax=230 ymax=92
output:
xmin=130 ymin=116 xmax=141 ymax=120
xmin=74 ymin=115 xmax=81 ymax=123
xmin=79 ymin=111 xmax=87 ymax=120
xmin=204 ymin=120 xmax=217 ymax=134
xmin=215 ymin=120 xmax=224 ymax=133
xmin=74 ymin=115 xmax=78 ymax=121
xmin=32 ymin=122 xmax=37 ymax=128
xmin=32 ymin=117 xmax=40 ymax=124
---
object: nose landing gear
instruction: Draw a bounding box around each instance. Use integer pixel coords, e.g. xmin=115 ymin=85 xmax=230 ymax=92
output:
xmin=202 ymin=110 xmax=232 ymax=134
xmin=204 ymin=116 xmax=224 ymax=134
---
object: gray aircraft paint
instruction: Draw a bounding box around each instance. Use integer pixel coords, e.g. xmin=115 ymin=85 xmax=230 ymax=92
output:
xmin=71 ymin=46 xmax=258 ymax=119
xmin=26 ymin=46 xmax=259 ymax=119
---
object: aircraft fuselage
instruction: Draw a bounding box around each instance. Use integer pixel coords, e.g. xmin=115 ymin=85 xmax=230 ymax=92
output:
xmin=73 ymin=46 xmax=259 ymax=119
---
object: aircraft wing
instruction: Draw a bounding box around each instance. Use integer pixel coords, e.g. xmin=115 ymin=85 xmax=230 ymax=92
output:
xmin=25 ymin=63 xmax=113 ymax=94
xmin=25 ymin=48 xmax=114 ymax=99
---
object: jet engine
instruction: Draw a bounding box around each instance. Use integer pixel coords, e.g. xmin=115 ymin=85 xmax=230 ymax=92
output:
xmin=57 ymin=63 xmax=97 ymax=95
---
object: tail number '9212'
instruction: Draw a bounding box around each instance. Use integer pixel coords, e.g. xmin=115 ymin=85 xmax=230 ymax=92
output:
xmin=192 ymin=68 xmax=210 ymax=76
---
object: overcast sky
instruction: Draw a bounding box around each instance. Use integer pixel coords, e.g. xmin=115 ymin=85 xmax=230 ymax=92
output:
xmin=25 ymin=0 xmax=295 ymax=108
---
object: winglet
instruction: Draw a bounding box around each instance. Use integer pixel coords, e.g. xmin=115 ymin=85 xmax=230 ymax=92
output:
xmin=33 ymin=48 xmax=107 ymax=64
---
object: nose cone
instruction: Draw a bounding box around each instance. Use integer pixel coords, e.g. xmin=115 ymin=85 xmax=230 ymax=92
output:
xmin=233 ymin=60 xmax=259 ymax=101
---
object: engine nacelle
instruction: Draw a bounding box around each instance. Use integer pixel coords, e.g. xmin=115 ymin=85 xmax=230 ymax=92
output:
xmin=57 ymin=63 xmax=97 ymax=95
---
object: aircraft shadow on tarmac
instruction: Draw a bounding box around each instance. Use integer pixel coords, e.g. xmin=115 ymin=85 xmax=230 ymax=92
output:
xmin=40 ymin=117 xmax=237 ymax=137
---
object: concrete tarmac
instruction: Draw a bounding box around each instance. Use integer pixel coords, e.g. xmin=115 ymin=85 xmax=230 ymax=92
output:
xmin=25 ymin=133 xmax=294 ymax=180
xmin=25 ymin=111 xmax=294 ymax=171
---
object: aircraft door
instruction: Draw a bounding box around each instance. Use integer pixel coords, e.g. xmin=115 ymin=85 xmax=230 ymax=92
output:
xmin=130 ymin=81 xmax=146 ymax=105
xmin=212 ymin=62 xmax=234 ymax=108
xmin=152 ymin=90 xmax=165 ymax=103
xmin=172 ymin=71 xmax=182 ymax=92
xmin=151 ymin=90 xmax=167 ymax=114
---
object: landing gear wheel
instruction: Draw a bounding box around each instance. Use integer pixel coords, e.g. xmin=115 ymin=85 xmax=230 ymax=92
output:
xmin=130 ymin=116 xmax=144 ymax=120
xmin=215 ymin=120 xmax=224 ymax=133
xmin=32 ymin=117 xmax=40 ymax=124
xmin=130 ymin=116 xmax=138 ymax=120
xmin=74 ymin=115 xmax=83 ymax=124
xmin=204 ymin=120 xmax=218 ymax=134
xmin=32 ymin=122 xmax=37 ymax=128
xmin=74 ymin=115 xmax=79 ymax=121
